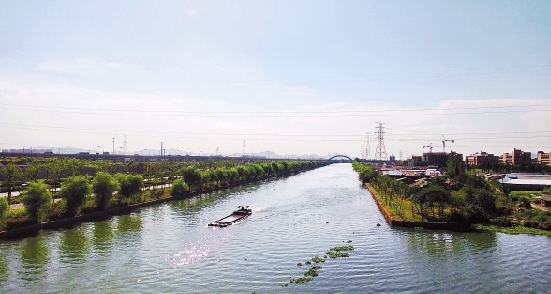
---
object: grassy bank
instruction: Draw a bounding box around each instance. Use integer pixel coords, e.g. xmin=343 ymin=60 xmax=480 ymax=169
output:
xmin=366 ymin=183 xmax=465 ymax=230
xmin=355 ymin=162 xmax=551 ymax=236
xmin=474 ymin=224 xmax=551 ymax=237
xmin=1 ymin=160 xmax=329 ymax=238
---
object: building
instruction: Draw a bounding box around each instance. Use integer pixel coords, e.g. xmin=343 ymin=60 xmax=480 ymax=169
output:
xmin=422 ymin=151 xmax=463 ymax=168
xmin=499 ymin=174 xmax=551 ymax=190
xmin=466 ymin=151 xmax=500 ymax=166
xmin=499 ymin=148 xmax=531 ymax=165
xmin=407 ymin=155 xmax=425 ymax=166
xmin=379 ymin=165 xmax=441 ymax=177
xmin=537 ymin=151 xmax=550 ymax=165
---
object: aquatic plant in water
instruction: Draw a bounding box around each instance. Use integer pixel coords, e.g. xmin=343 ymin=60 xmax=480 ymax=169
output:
xmin=304 ymin=265 xmax=321 ymax=277
xmin=326 ymin=245 xmax=354 ymax=258
xmin=311 ymin=256 xmax=325 ymax=263
xmin=284 ymin=241 xmax=353 ymax=286
xmin=290 ymin=277 xmax=313 ymax=283
xmin=326 ymin=251 xmax=349 ymax=258
xmin=329 ymin=245 xmax=354 ymax=252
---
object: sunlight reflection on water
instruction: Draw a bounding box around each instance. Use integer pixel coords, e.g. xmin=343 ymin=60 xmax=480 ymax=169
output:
xmin=2 ymin=164 xmax=551 ymax=293
xmin=168 ymin=234 xmax=236 ymax=267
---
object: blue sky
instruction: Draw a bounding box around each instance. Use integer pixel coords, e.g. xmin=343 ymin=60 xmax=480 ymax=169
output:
xmin=1 ymin=0 xmax=550 ymax=158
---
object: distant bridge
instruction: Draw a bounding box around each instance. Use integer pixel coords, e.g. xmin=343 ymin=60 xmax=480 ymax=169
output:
xmin=327 ymin=155 xmax=353 ymax=162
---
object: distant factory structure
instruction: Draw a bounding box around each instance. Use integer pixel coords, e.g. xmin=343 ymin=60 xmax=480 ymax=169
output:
xmin=2 ymin=148 xmax=53 ymax=154
xmin=404 ymin=151 xmax=463 ymax=168
xmin=499 ymin=173 xmax=551 ymax=190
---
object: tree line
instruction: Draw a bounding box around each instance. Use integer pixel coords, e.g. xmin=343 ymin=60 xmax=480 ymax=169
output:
xmin=0 ymin=159 xmax=327 ymax=229
xmin=467 ymin=161 xmax=551 ymax=174
xmin=352 ymin=157 xmax=499 ymax=225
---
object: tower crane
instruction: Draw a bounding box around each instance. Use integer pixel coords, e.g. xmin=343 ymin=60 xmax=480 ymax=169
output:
xmin=423 ymin=143 xmax=434 ymax=153
xmin=442 ymin=135 xmax=454 ymax=153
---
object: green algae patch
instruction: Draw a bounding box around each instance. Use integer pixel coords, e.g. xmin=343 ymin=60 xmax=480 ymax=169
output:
xmin=326 ymin=244 xmax=354 ymax=258
xmin=329 ymin=245 xmax=354 ymax=252
xmin=311 ymin=256 xmax=325 ymax=263
xmin=290 ymin=277 xmax=314 ymax=284
xmin=303 ymin=265 xmax=321 ymax=277
xmin=283 ymin=241 xmax=354 ymax=286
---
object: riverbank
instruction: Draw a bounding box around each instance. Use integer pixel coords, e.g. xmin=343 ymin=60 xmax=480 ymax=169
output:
xmin=366 ymin=182 xmax=551 ymax=236
xmin=365 ymin=183 xmax=468 ymax=231
xmin=3 ymin=163 xmax=551 ymax=293
xmin=0 ymin=173 xmax=304 ymax=239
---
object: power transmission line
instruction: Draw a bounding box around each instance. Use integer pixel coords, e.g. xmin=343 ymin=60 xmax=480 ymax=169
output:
xmin=365 ymin=133 xmax=371 ymax=160
xmin=374 ymin=122 xmax=387 ymax=161
xmin=2 ymin=102 xmax=551 ymax=117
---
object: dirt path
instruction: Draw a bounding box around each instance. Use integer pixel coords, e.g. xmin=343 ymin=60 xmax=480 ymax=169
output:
xmin=9 ymin=198 xmax=62 ymax=210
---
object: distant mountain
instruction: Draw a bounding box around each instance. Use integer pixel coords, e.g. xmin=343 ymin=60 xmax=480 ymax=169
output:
xmin=250 ymin=151 xmax=349 ymax=160
xmin=1 ymin=146 xmax=350 ymax=160
xmin=256 ymin=151 xmax=279 ymax=158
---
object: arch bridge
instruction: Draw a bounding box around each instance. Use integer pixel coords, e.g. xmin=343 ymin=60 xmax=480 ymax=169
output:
xmin=327 ymin=155 xmax=354 ymax=162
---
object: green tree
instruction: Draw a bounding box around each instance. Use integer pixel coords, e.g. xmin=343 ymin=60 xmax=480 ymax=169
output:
xmin=182 ymin=167 xmax=201 ymax=192
xmin=92 ymin=172 xmax=120 ymax=210
xmin=236 ymin=166 xmax=246 ymax=182
xmin=65 ymin=158 xmax=83 ymax=177
xmin=271 ymin=162 xmax=281 ymax=175
xmin=0 ymin=162 xmax=22 ymax=202
xmin=24 ymin=158 xmax=40 ymax=182
xmin=59 ymin=176 xmax=92 ymax=216
xmin=261 ymin=163 xmax=274 ymax=177
xmin=117 ymin=174 xmax=144 ymax=201
xmin=46 ymin=158 xmax=65 ymax=193
xmin=446 ymin=154 xmax=465 ymax=179
xmin=214 ymin=168 xmax=228 ymax=186
xmin=228 ymin=167 xmax=239 ymax=184
xmin=462 ymin=178 xmax=497 ymax=223
xmin=423 ymin=185 xmax=451 ymax=216
xmin=0 ymin=197 xmax=8 ymax=228
xmin=200 ymin=171 xmax=211 ymax=189
xmin=170 ymin=178 xmax=188 ymax=196
xmin=21 ymin=181 xmax=52 ymax=223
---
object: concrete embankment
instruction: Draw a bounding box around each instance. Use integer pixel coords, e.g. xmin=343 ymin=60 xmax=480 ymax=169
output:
xmin=365 ymin=184 xmax=467 ymax=231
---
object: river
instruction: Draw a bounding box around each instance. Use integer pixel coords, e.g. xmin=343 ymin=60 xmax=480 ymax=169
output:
xmin=1 ymin=163 xmax=551 ymax=293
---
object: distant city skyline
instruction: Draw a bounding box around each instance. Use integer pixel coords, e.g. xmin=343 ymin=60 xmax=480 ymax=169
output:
xmin=1 ymin=1 xmax=550 ymax=158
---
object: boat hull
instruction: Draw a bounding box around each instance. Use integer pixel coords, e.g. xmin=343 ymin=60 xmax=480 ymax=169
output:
xmin=208 ymin=207 xmax=252 ymax=227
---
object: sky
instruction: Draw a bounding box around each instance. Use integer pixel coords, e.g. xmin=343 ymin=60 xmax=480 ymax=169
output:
xmin=1 ymin=0 xmax=550 ymax=159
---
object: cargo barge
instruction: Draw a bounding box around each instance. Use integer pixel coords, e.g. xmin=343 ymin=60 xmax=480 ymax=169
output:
xmin=208 ymin=206 xmax=252 ymax=227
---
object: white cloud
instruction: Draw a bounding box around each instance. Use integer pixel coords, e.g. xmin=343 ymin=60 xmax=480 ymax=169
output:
xmin=1 ymin=77 xmax=549 ymax=158
xmin=35 ymin=58 xmax=122 ymax=73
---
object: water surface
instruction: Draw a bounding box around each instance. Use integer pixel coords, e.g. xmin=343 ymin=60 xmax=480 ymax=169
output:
xmin=1 ymin=163 xmax=551 ymax=293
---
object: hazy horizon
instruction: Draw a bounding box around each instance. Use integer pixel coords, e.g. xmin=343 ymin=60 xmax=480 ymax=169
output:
xmin=1 ymin=1 xmax=550 ymax=159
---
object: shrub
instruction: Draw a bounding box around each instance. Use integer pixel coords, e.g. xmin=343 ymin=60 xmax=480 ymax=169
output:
xmin=0 ymin=197 xmax=8 ymax=228
xmin=151 ymin=189 xmax=164 ymax=200
xmin=48 ymin=199 xmax=65 ymax=220
xmin=92 ymin=172 xmax=120 ymax=209
xmin=7 ymin=207 xmax=26 ymax=219
xmin=117 ymin=174 xmax=144 ymax=203
xmin=59 ymin=176 xmax=92 ymax=216
xmin=519 ymin=197 xmax=531 ymax=209
xmin=181 ymin=167 xmax=201 ymax=192
xmin=21 ymin=181 xmax=52 ymax=223
xmin=171 ymin=178 xmax=188 ymax=196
